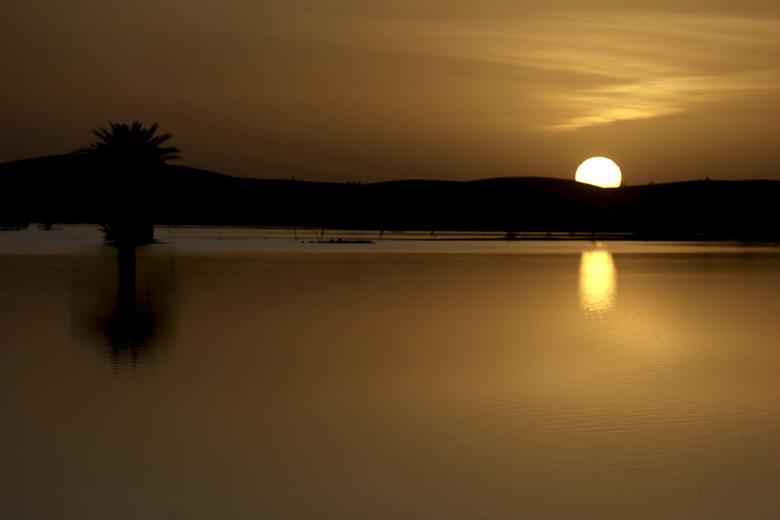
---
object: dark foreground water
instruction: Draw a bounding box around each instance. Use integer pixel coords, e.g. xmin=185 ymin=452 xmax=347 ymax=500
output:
xmin=2 ymin=227 xmax=780 ymax=519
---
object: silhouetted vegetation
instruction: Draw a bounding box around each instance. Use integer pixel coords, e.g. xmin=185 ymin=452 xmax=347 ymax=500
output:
xmin=0 ymin=222 xmax=29 ymax=231
xmin=76 ymin=121 xmax=180 ymax=165
xmin=75 ymin=121 xmax=180 ymax=245
xmin=1 ymin=153 xmax=779 ymax=241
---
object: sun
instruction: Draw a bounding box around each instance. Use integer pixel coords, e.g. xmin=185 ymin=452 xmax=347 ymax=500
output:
xmin=575 ymin=157 xmax=622 ymax=188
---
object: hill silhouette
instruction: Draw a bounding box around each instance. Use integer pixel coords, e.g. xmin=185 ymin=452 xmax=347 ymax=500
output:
xmin=1 ymin=154 xmax=778 ymax=240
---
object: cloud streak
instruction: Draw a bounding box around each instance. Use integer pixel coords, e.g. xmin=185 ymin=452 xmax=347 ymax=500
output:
xmin=383 ymin=13 xmax=780 ymax=130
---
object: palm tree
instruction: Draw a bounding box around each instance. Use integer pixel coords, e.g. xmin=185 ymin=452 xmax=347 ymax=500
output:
xmin=78 ymin=121 xmax=180 ymax=165
xmin=76 ymin=121 xmax=180 ymax=245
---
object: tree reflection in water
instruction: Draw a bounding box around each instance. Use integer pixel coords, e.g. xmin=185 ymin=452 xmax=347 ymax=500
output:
xmin=73 ymin=245 xmax=174 ymax=368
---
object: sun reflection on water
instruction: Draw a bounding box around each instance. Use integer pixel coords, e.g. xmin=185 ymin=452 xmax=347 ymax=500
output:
xmin=579 ymin=249 xmax=617 ymax=313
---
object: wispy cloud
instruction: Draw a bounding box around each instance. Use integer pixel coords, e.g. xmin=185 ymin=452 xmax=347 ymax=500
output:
xmin=371 ymin=13 xmax=780 ymax=131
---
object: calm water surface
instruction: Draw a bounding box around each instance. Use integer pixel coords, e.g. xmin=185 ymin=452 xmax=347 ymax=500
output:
xmin=2 ymin=226 xmax=780 ymax=519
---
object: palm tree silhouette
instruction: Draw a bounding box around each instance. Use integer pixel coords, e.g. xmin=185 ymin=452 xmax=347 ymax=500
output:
xmin=79 ymin=121 xmax=180 ymax=166
xmin=77 ymin=121 xmax=180 ymax=245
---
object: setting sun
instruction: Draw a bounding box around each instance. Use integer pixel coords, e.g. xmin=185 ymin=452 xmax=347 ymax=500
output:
xmin=575 ymin=157 xmax=622 ymax=188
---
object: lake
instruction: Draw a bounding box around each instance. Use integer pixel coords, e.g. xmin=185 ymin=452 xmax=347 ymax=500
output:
xmin=2 ymin=226 xmax=780 ymax=519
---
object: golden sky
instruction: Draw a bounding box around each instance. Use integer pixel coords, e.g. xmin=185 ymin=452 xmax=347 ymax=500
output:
xmin=2 ymin=1 xmax=780 ymax=183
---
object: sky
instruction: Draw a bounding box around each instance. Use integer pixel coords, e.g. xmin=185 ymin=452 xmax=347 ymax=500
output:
xmin=2 ymin=0 xmax=780 ymax=183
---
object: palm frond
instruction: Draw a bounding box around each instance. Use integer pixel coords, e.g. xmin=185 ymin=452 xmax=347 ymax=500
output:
xmin=75 ymin=120 xmax=182 ymax=165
